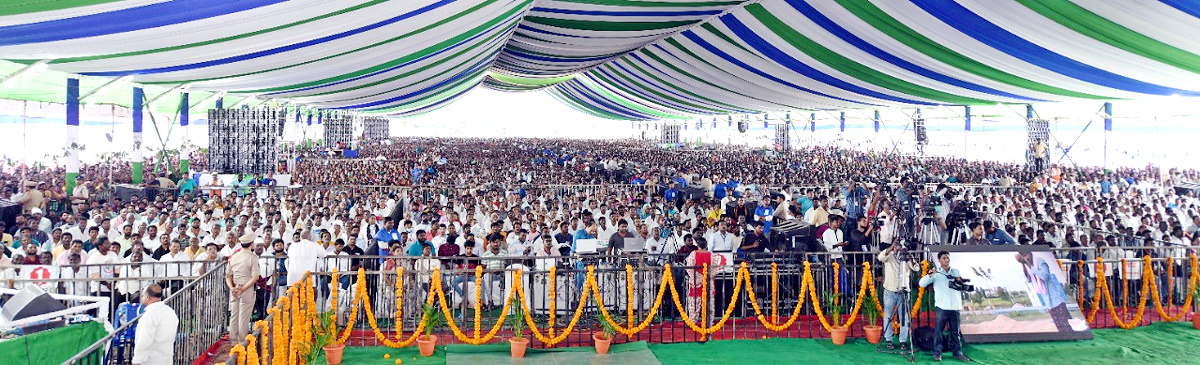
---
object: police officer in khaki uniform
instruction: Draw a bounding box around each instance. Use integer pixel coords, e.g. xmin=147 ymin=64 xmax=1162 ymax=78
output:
xmin=226 ymin=233 xmax=260 ymax=342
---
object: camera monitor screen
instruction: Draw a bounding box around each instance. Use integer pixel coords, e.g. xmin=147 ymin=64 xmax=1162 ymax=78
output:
xmin=925 ymin=245 xmax=1093 ymax=343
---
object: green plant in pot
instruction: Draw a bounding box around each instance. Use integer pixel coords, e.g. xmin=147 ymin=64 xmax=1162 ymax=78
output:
xmin=300 ymin=310 xmax=344 ymax=365
xmin=417 ymin=303 xmax=445 ymax=357
xmin=824 ymin=292 xmax=849 ymax=345
xmin=1193 ymin=282 xmax=1200 ymax=330
xmin=862 ymin=293 xmax=883 ymax=344
xmin=508 ymin=295 xmax=530 ymax=358
xmin=593 ymin=302 xmax=617 ymax=354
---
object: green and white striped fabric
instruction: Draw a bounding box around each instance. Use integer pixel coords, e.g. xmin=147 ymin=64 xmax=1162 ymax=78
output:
xmin=0 ymin=0 xmax=1198 ymax=119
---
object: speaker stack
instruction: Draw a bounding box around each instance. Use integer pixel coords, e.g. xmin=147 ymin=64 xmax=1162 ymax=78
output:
xmin=207 ymin=108 xmax=283 ymax=174
xmin=660 ymin=124 xmax=681 ymax=144
xmin=361 ymin=117 xmax=389 ymax=141
xmin=323 ymin=114 xmax=354 ymax=149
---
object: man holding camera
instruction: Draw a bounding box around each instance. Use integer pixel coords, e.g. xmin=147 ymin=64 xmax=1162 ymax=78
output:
xmin=877 ymin=240 xmax=918 ymax=350
xmin=919 ymin=251 xmax=971 ymax=362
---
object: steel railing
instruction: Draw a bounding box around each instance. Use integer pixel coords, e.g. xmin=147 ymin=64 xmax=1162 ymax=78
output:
xmin=63 ymin=263 xmax=230 ymax=365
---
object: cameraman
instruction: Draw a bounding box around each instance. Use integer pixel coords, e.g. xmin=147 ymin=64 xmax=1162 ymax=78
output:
xmin=919 ymin=251 xmax=971 ymax=362
xmin=877 ymin=241 xmax=918 ymax=350
xmin=917 ymin=190 xmax=948 ymax=246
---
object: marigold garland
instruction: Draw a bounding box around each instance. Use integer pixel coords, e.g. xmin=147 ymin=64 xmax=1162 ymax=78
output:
xmin=514 ymin=266 xmax=592 ymax=346
xmin=589 ymin=264 xmax=671 ymax=336
xmin=909 ymin=261 xmax=929 ymax=318
xmin=741 ymin=262 xmax=810 ymax=331
xmin=433 ymin=268 xmax=515 ymax=344
xmin=229 ymin=255 xmax=1200 ymax=365
xmin=1147 ymin=255 xmax=1199 ymax=322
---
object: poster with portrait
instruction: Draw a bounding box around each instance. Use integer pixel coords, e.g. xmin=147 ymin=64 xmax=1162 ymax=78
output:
xmin=926 ymin=245 xmax=1093 ymax=343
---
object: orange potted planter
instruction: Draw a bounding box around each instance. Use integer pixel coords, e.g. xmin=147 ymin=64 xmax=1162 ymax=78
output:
xmin=593 ymin=309 xmax=616 ymax=354
xmin=417 ymin=303 xmax=445 ymax=357
xmin=862 ymin=293 xmax=882 ymax=344
xmin=321 ymin=343 xmax=345 ymax=365
xmin=509 ymin=295 xmax=530 ymax=358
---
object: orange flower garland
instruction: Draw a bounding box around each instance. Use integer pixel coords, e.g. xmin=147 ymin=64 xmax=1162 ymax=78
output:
xmin=225 ymin=254 xmax=1200 ymax=365
xmin=910 ymin=260 xmax=929 ymax=318
xmin=590 ymin=265 xmax=670 ymax=336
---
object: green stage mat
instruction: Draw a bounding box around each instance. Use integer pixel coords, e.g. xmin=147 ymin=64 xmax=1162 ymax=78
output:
xmin=320 ymin=323 xmax=1200 ymax=365
xmin=320 ymin=340 xmax=660 ymax=365
xmin=649 ymin=322 xmax=1200 ymax=364
xmin=0 ymin=321 xmax=107 ymax=365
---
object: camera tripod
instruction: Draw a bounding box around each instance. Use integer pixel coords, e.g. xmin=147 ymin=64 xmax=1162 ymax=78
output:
xmin=875 ymin=247 xmax=917 ymax=363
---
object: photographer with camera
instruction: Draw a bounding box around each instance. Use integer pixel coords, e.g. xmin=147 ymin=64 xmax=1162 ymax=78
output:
xmin=877 ymin=240 xmax=918 ymax=350
xmin=918 ymin=251 xmax=972 ymax=362
xmin=917 ymin=189 xmax=948 ymax=246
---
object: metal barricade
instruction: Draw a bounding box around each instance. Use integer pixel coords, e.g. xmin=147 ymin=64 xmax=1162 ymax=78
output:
xmin=6 ymin=260 xmax=212 ymax=324
xmin=221 ymin=247 xmax=1200 ymax=364
xmin=64 ymin=263 xmax=230 ymax=365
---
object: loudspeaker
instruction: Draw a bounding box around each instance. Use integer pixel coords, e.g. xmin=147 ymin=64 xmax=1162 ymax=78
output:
xmin=0 ymin=199 xmax=19 ymax=229
xmin=2 ymin=285 xmax=67 ymax=322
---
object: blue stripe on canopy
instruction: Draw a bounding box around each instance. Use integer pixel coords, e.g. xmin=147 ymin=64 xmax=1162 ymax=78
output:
xmin=562 ymin=81 xmax=650 ymax=119
xmin=79 ymin=0 xmax=457 ymax=77
xmin=530 ymin=7 xmax=722 ymax=17
xmin=912 ymin=0 xmax=1200 ymax=96
xmin=0 ymin=0 xmax=285 ymax=47
xmin=681 ymin=28 xmax=881 ymax=107
xmin=336 ymin=53 xmax=497 ymax=109
xmin=785 ymin=0 xmax=1041 ymax=102
xmin=266 ymin=10 xmax=522 ymax=96
xmin=599 ymin=62 xmax=712 ymax=114
xmin=1159 ymin=0 xmax=1200 ymax=19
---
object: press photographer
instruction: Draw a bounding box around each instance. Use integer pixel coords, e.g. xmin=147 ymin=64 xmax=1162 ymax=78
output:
xmin=876 ymin=240 xmax=918 ymax=351
xmin=918 ymin=251 xmax=972 ymax=362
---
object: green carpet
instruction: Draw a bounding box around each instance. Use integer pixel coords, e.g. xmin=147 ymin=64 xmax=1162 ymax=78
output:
xmin=0 ymin=321 xmax=107 ymax=365
xmin=649 ymin=322 xmax=1200 ymax=365
xmin=320 ymin=340 xmax=658 ymax=365
xmin=321 ymin=323 xmax=1200 ymax=365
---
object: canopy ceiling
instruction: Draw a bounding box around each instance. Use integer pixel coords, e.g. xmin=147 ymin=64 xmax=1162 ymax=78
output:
xmin=0 ymin=0 xmax=1197 ymax=120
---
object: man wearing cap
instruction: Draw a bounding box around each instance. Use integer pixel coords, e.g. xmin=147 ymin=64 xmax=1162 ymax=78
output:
xmin=32 ymin=208 xmax=52 ymax=236
xmin=226 ymin=233 xmax=260 ymax=343
xmin=16 ymin=181 xmax=45 ymax=214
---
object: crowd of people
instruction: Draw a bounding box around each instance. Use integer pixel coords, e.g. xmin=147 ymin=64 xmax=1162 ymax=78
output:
xmin=0 ymin=137 xmax=1197 ymax=362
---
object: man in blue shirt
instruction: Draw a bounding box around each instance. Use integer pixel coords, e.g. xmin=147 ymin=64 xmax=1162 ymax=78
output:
xmin=664 ymin=183 xmax=679 ymax=205
xmin=918 ymin=251 xmax=971 ymax=362
xmin=571 ymin=220 xmax=598 ymax=290
xmin=754 ymin=196 xmax=775 ymax=233
xmin=375 ymin=218 xmax=400 ymax=264
xmin=845 ymin=182 xmax=868 ymax=221
xmin=406 ymin=229 xmax=433 ymax=256
xmin=713 ymin=180 xmax=727 ymax=201
xmin=983 ymin=221 xmax=1016 ymax=245
xmin=796 ymin=190 xmax=814 ymax=217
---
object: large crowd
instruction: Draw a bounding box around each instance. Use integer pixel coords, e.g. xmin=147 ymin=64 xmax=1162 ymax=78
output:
xmin=1 ymin=137 xmax=1198 ymax=349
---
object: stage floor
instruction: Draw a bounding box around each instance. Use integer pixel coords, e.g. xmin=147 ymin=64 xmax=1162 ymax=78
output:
xmin=314 ymin=322 xmax=1199 ymax=364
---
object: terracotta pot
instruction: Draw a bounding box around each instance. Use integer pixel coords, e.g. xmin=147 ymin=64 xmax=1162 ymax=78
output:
xmin=863 ymin=325 xmax=883 ymax=344
xmin=322 ymin=344 xmax=345 ymax=365
xmin=417 ymin=334 xmax=438 ymax=357
xmin=1193 ymin=312 xmax=1200 ymax=330
xmin=510 ymin=337 xmax=530 ymax=358
xmin=830 ymin=327 xmax=849 ymax=345
xmin=593 ymin=333 xmax=612 ymax=354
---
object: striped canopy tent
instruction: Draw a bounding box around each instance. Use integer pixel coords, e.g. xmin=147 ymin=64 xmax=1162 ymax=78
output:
xmin=1 ymin=0 xmax=1199 ymax=120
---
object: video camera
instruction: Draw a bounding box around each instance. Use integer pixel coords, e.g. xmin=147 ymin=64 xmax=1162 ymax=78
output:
xmin=942 ymin=272 xmax=975 ymax=292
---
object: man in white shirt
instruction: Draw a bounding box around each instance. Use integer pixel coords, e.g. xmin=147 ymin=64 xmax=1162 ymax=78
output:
xmin=822 ymin=215 xmax=849 ymax=262
xmin=286 ymin=234 xmax=328 ymax=286
xmin=708 ymin=221 xmax=735 ymax=252
xmin=86 ymin=238 xmax=120 ymax=297
xmin=132 ymin=284 xmax=179 ymax=365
